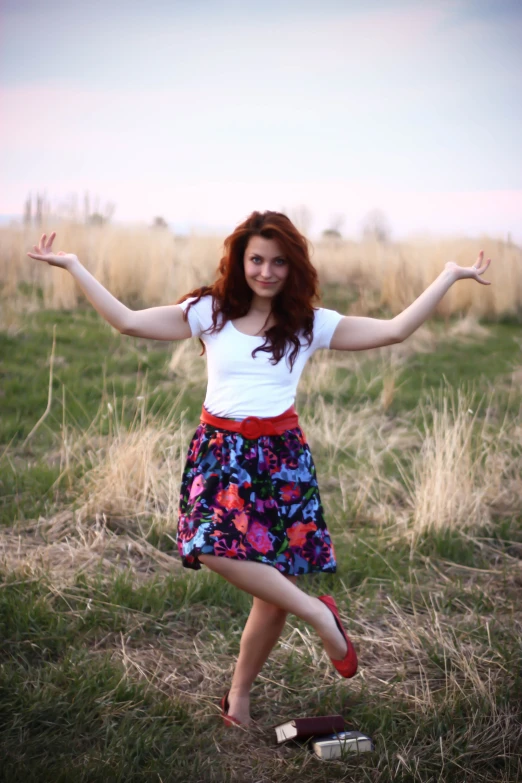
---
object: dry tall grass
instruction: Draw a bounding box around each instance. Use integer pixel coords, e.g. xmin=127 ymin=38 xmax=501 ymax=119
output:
xmin=300 ymin=386 xmax=522 ymax=539
xmin=1 ymin=221 xmax=521 ymax=319
xmin=66 ymin=393 xmax=191 ymax=540
xmin=405 ymin=391 xmax=520 ymax=538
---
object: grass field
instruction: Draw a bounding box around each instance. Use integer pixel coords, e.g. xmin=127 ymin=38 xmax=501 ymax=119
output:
xmin=1 ymin=268 xmax=522 ymax=780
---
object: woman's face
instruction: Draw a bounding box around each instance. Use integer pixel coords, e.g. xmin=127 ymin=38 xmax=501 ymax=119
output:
xmin=243 ymin=235 xmax=289 ymax=303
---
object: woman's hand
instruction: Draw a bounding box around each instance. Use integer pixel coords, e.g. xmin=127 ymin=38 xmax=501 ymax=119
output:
xmin=445 ymin=250 xmax=492 ymax=285
xmin=27 ymin=232 xmax=78 ymax=270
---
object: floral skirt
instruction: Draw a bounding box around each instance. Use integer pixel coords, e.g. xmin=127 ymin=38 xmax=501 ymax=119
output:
xmin=176 ymin=422 xmax=336 ymax=576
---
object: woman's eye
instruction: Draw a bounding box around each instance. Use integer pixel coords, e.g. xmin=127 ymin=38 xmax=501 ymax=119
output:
xmin=251 ymin=256 xmax=261 ymax=263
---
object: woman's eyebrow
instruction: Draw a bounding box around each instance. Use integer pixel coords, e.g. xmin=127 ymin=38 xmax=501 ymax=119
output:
xmin=249 ymin=252 xmax=285 ymax=260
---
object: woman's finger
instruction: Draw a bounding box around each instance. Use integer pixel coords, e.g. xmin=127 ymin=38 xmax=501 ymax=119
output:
xmin=476 ymin=258 xmax=491 ymax=275
xmin=474 ymin=250 xmax=484 ymax=269
xmin=476 ymin=260 xmax=491 ymax=284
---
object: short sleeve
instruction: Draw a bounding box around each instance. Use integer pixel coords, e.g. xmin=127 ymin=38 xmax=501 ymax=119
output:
xmin=178 ymin=295 xmax=213 ymax=338
xmin=312 ymin=307 xmax=344 ymax=350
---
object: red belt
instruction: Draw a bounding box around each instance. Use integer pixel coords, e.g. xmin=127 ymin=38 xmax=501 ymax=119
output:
xmin=200 ymin=405 xmax=299 ymax=439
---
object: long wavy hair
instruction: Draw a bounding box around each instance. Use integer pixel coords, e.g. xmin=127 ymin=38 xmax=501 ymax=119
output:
xmin=176 ymin=210 xmax=321 ymax=369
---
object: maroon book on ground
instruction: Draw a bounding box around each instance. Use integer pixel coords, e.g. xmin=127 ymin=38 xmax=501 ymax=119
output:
xmin=274 ymin=715 xmax=345 ymax=744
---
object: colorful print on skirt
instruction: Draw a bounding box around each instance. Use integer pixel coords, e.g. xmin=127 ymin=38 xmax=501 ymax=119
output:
xmin=176 ymin=423 xmax=337 ymax=576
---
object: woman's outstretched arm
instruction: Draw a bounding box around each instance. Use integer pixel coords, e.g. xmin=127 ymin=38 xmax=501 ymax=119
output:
xmin=27 ymin=231 xmax=192 ymax=341
xmin=330 ymin=251 xmax=492 ymax=352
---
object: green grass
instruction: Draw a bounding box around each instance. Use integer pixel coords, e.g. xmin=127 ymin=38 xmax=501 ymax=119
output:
xmin=0 ymin=461 xmax=62 ymax=526
xmin=396 ymin=324 xmax=520 ymax=410
xmin=1 ymin=649 xmax=206 ymax=782
xmin=0 ymin=309 xmax=203 ymax=445
xmin=1 ymin=306 xmax=521 ymax=782
xmin=325 ymin=323 xmax=520 ymax=414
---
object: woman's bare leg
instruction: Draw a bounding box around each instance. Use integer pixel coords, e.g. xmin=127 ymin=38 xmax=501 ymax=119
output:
xmin=199 ymin=554 xmax=348 ymax=723
xmin=226 ymin=578 xmax=295 ymax=725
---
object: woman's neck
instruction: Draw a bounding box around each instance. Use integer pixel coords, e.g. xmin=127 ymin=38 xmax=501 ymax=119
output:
xmin=249 ymin=295 xmax=273 ymax=315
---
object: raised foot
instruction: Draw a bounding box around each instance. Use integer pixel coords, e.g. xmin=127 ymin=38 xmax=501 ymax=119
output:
xmin=317 ymin=595 xmax=358 ymax=678
xmin=315 ymin=596 xmax=348 ymax=659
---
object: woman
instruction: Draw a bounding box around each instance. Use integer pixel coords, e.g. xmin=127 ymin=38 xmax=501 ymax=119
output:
xmin=27 ymin=211 xmax=491 ymax=726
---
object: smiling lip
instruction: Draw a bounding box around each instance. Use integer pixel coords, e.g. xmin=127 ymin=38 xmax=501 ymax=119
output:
xmin=257 ymin=280 xmax=277 ymax=286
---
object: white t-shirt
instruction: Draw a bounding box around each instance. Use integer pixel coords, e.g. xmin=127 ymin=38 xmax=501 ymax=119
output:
xmin=179 ymin=295 xmax=343 ymax=419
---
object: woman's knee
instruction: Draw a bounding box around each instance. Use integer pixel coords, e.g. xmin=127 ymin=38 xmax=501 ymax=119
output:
xmin=253 ymin=596 xmax=288 ymax=623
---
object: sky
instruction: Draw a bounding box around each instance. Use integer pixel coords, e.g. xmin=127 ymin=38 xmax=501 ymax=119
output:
xmin=1 ymin=0 xmax=522 ymax=239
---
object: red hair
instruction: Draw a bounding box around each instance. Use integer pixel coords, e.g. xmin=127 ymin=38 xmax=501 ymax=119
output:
xmin=176 ymin=210 xmax=321 ymax=369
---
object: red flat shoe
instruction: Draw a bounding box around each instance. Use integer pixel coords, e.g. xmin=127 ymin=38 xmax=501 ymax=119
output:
xmin=220 ymin=690 xmax=242 ymax=727
xmin=318 ymin=594 xmax=358 ymax=678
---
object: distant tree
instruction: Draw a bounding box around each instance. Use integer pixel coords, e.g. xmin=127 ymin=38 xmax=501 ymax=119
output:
xmin=35 ymin=193 xmax=43 ymax=226
xmin=88 ymin=213 xmax=107 ymax=226
xmin=361 ymin=208 xmax=391 ymax=243
xmin=22 ymin=191 xmax=49 ymax=226
xmin=83 ymin=191 xmax=91 ymax=223
xmin=86 ymin=199 xmax=116 ymax=226
xmin=322 ymin=213 xmax=344 ymax=240
xmin=22 ymin=189 xmax=115 ymax=226
xmin=322 ymin=228 xmax=342 ymax=240
xmin=103 ymin=201 xmax=116 ymax=223
xmin=23 ymin=194 xmax=32 ymax=226
xmin=151 ymin=216 xmax=169 ymax=230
